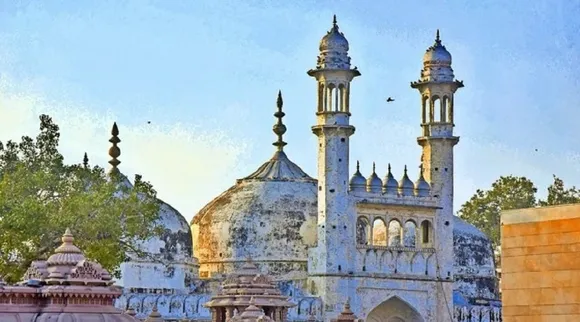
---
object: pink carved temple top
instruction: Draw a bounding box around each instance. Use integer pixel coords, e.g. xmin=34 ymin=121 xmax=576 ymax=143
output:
xmin=0 ymin=229 xmax=140 ymax=322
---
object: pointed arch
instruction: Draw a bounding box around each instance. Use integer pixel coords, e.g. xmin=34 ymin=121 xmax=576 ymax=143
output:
xmin=431 ymin=95 xmax=441 ymax=122
xmin=366 ymin=296 xmax=424 ymax=322
xmin=387 ymin=219 xmax=402 ymax=246
xmin=372 ymin=218 xmax=387 ymax=246
xmin=403 ymin=220 xmax=417 ymax=248
xmin=357 ymin=216 xmax=371 ymax=245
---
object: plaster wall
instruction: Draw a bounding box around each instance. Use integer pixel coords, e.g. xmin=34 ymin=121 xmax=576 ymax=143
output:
xmin=501 ymin=204 xmax=580 ymax=321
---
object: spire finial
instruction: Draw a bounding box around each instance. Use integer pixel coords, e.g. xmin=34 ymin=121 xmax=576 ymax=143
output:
xmin=435 ymin=29 xmax=441 ymax=45
xmin=356 ymin=160 xmax=360 ymax=172
xmin=404 ymin=164 xmax=408 ymax=174
xmin=108 ymin=122 xmax=121 ymax=172
xmin=388 ymin=163 xmax=392 ymax=173
xmin=82 ymin=152 xmax=89 ymax=168
xmin=372 ymin=162 xmax=376 ymax=173
xmin=272 ymin=90 xmax=287 ymax=152
xmin=333 ymin=14 xmax=337 ymax=27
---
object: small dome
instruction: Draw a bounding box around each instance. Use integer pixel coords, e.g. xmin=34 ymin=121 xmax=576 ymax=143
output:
xmin=398 ymin=165 xmax=415 ymax=196
xmin=382 ymin=164 xmax=399 ymax=195
xmin=414 ymin=167 xmax=431 ymax=197
xmin=319 ymin=15 xmax=349 ymax=53
xmin=349 ymin=161 xmax=366 ymax=191
xmin=423 ymin=30 xmax=451 ymax=65
xmin=366 ymin=163 xmax=382 ymax=193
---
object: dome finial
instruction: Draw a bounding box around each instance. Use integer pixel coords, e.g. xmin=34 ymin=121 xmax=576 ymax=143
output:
xmin=272 ymin=90 xmax=287 ymax=152
xmin=356 ymin=160 xmax=360 ymax=172
xmin=333 ymin=14 xmax=337 ymax=27
xmin=436 ymin=29 xmax=441 ymax=44
xmin=388 ymin=163 xmax=392 ymax=173
xmin=404 ymin=164 xmax=408 ymax=174
xmin=82 ymin=152 xmax=89 ymax=168
xmin=372 ymin=162 xmax=376 ymax=173
xmin=108 ymin=122 xmax=121 ymax=172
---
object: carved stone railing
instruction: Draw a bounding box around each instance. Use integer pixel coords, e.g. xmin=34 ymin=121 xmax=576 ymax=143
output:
xmin=453 ymin=305 xmax=502 ymax=322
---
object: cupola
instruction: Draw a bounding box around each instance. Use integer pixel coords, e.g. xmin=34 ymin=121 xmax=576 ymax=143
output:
xmin=382 ymin=163 xmax=399 ymax=195
xmin=398 ymin=165 xmax=415 ymax=196
xmin=349 ymin=161 xmax=366 ymax=192
xmin=414 ymin=165 xmax=431 ymax=197
xmin=366 ymin=162 xmax=382 ymax=193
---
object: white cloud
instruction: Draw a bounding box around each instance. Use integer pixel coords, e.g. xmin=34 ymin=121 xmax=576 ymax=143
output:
xmin=0 ymin=77 xmax=249 ymax=222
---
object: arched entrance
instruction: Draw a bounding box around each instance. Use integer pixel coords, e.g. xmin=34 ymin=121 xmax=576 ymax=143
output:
xmin=366 ymin=296 xmax=424 ymax=322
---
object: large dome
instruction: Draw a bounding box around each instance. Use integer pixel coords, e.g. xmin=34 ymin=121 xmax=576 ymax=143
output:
xmin=192 ymin=151 xmax=317 ymax=278
xmin=453 ymin=216 xmax=499 ymax=303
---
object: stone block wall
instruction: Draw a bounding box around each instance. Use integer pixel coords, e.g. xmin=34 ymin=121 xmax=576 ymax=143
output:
xmin=501 ymin=204 xmax=580 ymax=321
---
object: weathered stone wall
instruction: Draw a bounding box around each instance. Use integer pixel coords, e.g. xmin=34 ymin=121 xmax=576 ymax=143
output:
xmin=501 ymin=204 xmax=580 ymax=321
xmin=192 ymin=180 xmax=318 ymax=278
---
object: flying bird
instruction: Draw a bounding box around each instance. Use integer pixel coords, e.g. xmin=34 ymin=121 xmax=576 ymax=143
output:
xmin=386 ymin=97 xmax=395 ymax=102
xmin=147 ymin=121 xmax=151 ymax=124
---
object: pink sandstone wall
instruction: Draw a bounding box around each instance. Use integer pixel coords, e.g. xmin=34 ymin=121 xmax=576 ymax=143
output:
xmin=501 ymin=204 xmax=580 ymax=322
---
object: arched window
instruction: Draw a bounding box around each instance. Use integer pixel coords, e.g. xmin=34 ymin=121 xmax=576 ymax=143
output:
xmin=356 ymin=217 xmax=371 ymax=245
xmin=432 ymin=95 xmax=441 ymax=122
xmin=372 ymin=218 xmax=387 ymax=246
xmin=338 ymin=84 xmax=346 ymax=112
xmin=441 ymin=95 xmax=449 ymax=122
xmin=422 ymin=96 xmax=430 ymax=123
xmin=387 ymin=219 xmax=402 ymax=246
xmin=403 ymin=220 xmax=417 ymax=248
xmin=317 ymin=83 xmax=324 ymax=112
xmin=326 ymin=83 xmax=336 ymax=112
xmin=421 ymin=220 xmax=432 ymax=244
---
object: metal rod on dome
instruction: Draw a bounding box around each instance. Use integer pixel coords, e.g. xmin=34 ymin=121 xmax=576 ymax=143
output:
xmin=272 ymin=90 xmax=287 ymax=152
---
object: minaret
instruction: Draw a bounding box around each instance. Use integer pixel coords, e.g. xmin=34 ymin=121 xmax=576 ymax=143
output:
xmin=308 ymin=16 xmax=360 ymax=276
xmin=411 ymin=30 xmax=462 ymax=319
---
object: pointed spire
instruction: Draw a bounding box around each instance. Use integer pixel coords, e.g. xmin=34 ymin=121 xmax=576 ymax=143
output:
xmin=333 ymin=14 xmax=337 ymax=27
xmin=372 ymin=162 xmax=376 ymax=173
xmin=356 ymin=160 xmax=360 ymax=173
xmin=82 ymin=152 xmax=89 ymax=168
xmin=404 ymin=164 xmax=408 ymax=175
xmin=388 ymin=163 xmax=392 ymax=174
xmin=434 ymin=29 xmax=442 ymax=46
xmin=272 ymin=90 xmax=287 ymax=152
xmin=108 ymin=122 xmax=121 ymax=172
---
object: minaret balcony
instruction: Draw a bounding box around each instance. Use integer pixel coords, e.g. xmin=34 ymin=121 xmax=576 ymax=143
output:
xmin=421 ymin=122 xmax=454 ymax=137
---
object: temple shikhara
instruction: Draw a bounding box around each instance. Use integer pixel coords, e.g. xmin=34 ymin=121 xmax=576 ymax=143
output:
xmin=1 ymin=17 xmax=502 ymax=322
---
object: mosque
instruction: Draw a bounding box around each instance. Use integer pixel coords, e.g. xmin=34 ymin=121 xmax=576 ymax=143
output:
xmin=107 ymin=17 xmax=501 ymax=321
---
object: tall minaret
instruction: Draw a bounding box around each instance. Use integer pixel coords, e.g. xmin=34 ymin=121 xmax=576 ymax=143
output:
xmin=308 ymin=15 xmax=360 ymax=276
xmin=411 ymin=30 xmax=463 ymax=318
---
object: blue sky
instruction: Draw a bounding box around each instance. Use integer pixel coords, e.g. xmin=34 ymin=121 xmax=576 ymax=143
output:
xmin=0 ymin=0 xmax=579 ymax=221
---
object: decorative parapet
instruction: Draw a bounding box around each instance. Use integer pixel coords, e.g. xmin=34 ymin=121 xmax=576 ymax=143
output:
xmin=351 ymin=192 xmax=439 ymax=209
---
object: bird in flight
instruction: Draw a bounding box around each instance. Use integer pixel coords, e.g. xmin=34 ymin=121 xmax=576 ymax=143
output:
xmin=386 ymin=97 xmax=395 ymax=102
xmin=147 ymin=121 xmax=151 ymax=124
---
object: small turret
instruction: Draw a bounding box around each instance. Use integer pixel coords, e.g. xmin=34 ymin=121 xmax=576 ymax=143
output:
xmin=366 ymin=162 xmax=382 ymax=193
xmin=382 ymin=163 xmax=399 ymax=195
xmin=349 ymin=161 xmax=366 ymax=192
xmin=398 ymin=165 xmax=414 ymax=196
xmin=414 ymin=164 xmax=431 ymax=197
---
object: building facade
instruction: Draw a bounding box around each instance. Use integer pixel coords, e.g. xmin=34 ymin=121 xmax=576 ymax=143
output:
xmin=111 ymin=17 xmax=501 ymax=322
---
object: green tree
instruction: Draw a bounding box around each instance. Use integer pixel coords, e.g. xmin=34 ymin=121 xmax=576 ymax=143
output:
xmin=0 ymin=115 xmax=162 ymax=283
xmin=539 ymin=175 xmax=580 ymax=206
xmin=457 ymin=176 xmax=537 ymax=249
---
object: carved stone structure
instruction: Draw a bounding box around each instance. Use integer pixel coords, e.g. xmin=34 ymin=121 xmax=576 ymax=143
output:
xmin=205 ymin=259 xmax=296 ymax=322
xmin=113 ymin=17 xmax=501 ymax=322
xmin=0 ymin=229 xmax=139 ymax=321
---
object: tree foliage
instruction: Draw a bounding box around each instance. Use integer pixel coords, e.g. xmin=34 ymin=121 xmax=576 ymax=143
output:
xmin=458 ymin=174 xmax=580 ymax=249
xmin=0 ymin=115 xmax=162 ymax=283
